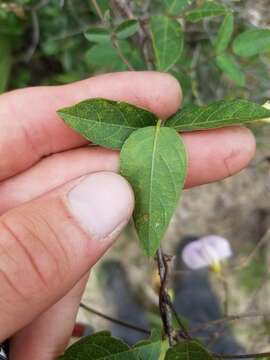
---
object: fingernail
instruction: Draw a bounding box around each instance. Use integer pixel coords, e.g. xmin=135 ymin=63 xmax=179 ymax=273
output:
xmin=67 ymin=172 xmax=134 ymax=241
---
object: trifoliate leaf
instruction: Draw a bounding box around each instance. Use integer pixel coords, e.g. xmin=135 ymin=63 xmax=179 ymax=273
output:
xmin=233 ymin=28 xmax=270 ymax=57
xmin=150 ymin=15 xmax=184 ymax=72
xmin=185 ymin=1 xmax=228 ymax=22
xmin=120 ymin=124 xmax=187 ymax=257
xmin=58 ymin=99 xmax=157 ymax=149
xmin=59 ymin=331 xmax=161 ymax=360
xmin=166 ymin=99 xmax=270 ymax=131
xmin=214 ymin=13 xmax=234 ymax=54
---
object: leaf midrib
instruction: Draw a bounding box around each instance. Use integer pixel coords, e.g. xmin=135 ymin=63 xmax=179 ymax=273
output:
xmin=161 ymin=16 xmax=169 ymax=70
xmin=59 ymin=112 xmax=141 ymax=131
xmin=148 ymin=123 xmax=160 ymax=254
xmin=172 ymin=115 xmax=266 ymax=129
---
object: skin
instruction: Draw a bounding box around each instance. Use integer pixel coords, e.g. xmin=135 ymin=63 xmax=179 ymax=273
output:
xmin=0 ymin=71 xmax=255 ymax=359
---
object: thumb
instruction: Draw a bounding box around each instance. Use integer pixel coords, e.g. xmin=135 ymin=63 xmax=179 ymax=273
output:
xmin=0 ymin=171 xmax=134 ymax=341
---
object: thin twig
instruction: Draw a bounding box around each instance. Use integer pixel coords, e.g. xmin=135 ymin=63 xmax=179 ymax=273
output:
xmin=24 ymin=0 xmax=50 ymax=62
xmin=217 ymin=272 xmax=230 ymax=316
xmin=24 ymin=9 xmax=40 ymax=61
xmin=49 ymin=24 xmax=92 ymax=41
xmin=166 ymin=296 xmax=191 ymax=340
xmin=189 ymin=312 xmax=270 ymax=334
xmin=156 ymin=248 xmax=174 ymax=346
xmin=91 ymin=0 xmax=104 ymax=21
xmin=109 ymin=0 xmax=133 ymax=19
xmin=80 ymin=303 xmax=150 ymax=335
xmin=34 ymin=0 xmax=51 ymax=10
xmin=213 ymin=351 xmax=270 ymax=359
xmin=111 ymin=32 xmax=135 ymax=70
xmin=234 ymin=228 xmax=270 ymax=271
xmin=91 ymin=0 xmax=134 ymax=71
xmin=109 ymin=0 xmax=154 ymax=69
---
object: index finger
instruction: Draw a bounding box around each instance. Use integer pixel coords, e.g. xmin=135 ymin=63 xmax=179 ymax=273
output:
xmin=0 ymin=71 xmax=181 ymax=181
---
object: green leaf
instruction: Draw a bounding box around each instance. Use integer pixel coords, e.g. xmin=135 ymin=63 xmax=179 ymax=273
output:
xmin=164 ymin=0 xmax=193 ymax=15
xmin=216 ymin=53 xmax=245 ymax=87
xmin=133 ymin=339 xmax=162 ymax=360
xmin=86 ymin=42 xmax=123 ymax=66
xmin=166 ymin=99 xmax=270 ymax=132
xmin=58 ymin=99 xmax=157 ymax=150
xmin=150 ymin=15 xmax=184 ymax=72
xmin=120 ymin=124 xmax=187 ymax=256
xmin=185 ymin=1 xmax=228 ymax=22
xmin=84 ymin=28 xmax=110 ymax=43
xmin=59 ymin=331 xmax=131 ymax=359
xmin=0 ymin=36 xmax=11 ymax=93
xmin=171 ymin=70 xmax=192 ymax=98
xmin=59 ymin=331 xmax=161 ymax=360
xmin=165 ymin=341 xmax=214 ymax=359
xmin=214 ymin=13 xmax=234 ymax=54
xmin=86 ymin=41 xmax=130 ymax=67
xmin=85 ymin=41 xmax=145 ymax=71
xmin=233 ymin=28 xmax=270 ymax=57
xmin=90 ymin=0 xmax=109 ymax=15
xmin=115 ymin=19 xmax=139 ymax=39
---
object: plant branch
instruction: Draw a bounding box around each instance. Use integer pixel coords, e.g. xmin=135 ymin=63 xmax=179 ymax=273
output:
xmin=32 ymin=0 xmax=50 ymax=11
xmin=91 ymin=0 xmax=134 ymax=71
xmin=109 ymin=0 xmax=133 ymax=19
xmin=166 ymin=296 xmax=191 ymax=340
xmin=213 ymin=351 xmax=270 ymax=359
xmin=24 ymin=9 xmax=40 ymax=62
xmin=234 ymin=228 xmax=270 ymax=271
xmin=111 ymin=32 xmax=135 ymax=71
xmin=189 ymin=312 xmax=270 ymax=334
xmin=109 ymin=0 xmax=154 ymax=70
xmin=23 ymin=0 xmax=51 ymax=61
xmin=156 ymin=248 xmax=174 ymax=346
xmin=91 ymin=0 xmax=104 ymax=22
xmin=80 ymin=303 xmax=150 ymax=335
xmin=217 ymin=272 xmax=230 ymax=316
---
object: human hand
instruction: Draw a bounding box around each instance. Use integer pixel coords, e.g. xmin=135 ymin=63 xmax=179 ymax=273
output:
xmin=0 ymin=72 xmax=255 ymax=359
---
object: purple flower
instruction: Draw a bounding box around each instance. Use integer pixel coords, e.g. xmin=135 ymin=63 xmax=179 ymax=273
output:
xmin=182 ymin=235 xmax=233 ymax=271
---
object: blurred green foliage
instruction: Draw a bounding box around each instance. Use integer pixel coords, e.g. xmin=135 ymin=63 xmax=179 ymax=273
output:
xmin=238 ymin=251 xmax=267 ymax=293
xmin=0 ymin=0 xmax=269 ymax=106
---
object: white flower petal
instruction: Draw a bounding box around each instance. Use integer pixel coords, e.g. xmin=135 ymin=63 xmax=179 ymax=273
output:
xmin=181 ymin=235 xmax=232 ymax=270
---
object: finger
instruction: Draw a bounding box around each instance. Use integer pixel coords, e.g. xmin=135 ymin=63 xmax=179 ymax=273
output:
xmin=0 ymin=71 xmax=181 ymax=181
xmin=9 ymin=274 xmax=89 ymax=360
xmin=0 ymin=171 xmax=134 ymax=341
xmin=0 ymin=127 xmax=256 ymax=214
xmin=183 ymin=126 xmax=256 ymax=188
xmin=0 ymin=147 xmax=118 ymax=214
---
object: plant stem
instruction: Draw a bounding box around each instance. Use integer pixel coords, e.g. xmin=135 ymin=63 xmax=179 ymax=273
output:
xmin=91 ymin=0 xmax=134 ymax=71
xmin=80 ymin=303 xmax=150 ymax=335
xmin=156 ymin=248 xmax=174 ymax=346
xmin=109 ymin=0 xmax=155 ymax=69
xmin=213 ymin=351 xmax=270 ymax=359
xmin=166 ymin=297 xmax=191 ymax=340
